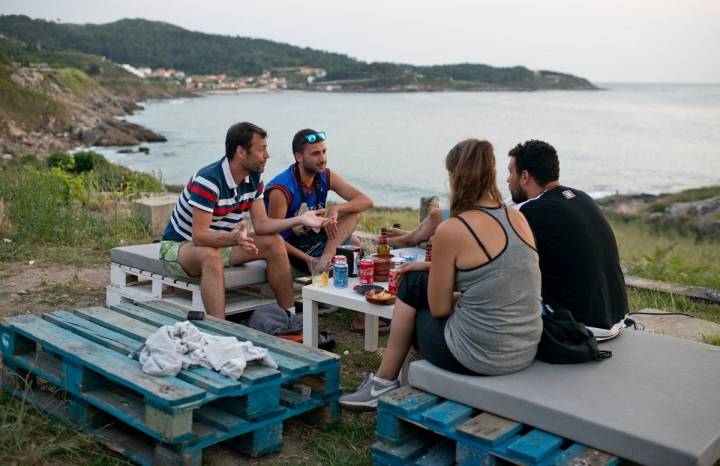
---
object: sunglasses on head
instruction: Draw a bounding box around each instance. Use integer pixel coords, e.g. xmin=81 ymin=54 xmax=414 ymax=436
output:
xmin=303 ymin=131 xmax=326 ymax=144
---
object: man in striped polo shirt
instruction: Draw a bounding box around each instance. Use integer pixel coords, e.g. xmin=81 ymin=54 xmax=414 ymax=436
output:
xmin=160 ymin=122 xmax=327 ymax=319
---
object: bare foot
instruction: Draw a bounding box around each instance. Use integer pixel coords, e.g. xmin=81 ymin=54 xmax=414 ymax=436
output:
xmin=383 ymin=227 xmax=410 ymax=238
xmin=388 ymin=235 xmax=413 ymax=248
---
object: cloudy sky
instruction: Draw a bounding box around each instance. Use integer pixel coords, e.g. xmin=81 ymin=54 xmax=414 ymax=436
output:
xmin=1 ymin=0 xmax=719 ymax=83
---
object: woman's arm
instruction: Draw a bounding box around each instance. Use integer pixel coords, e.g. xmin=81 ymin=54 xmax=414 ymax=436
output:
xmin=427 ymin=220 xmax=460 ymax=318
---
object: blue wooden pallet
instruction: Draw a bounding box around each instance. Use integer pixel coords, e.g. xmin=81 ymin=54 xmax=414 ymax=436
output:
xmin=0 ymin=301 xmax=341 ymax=466
xmin=372 ymin=386 xmax=620 ymax=466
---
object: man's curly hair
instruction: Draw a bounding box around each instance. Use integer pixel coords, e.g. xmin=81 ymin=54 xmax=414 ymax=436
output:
xmin=508 ymin=140 xmax=559 ymax=186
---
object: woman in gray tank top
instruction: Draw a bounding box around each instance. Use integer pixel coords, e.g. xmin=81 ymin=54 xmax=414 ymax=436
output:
xmin=340 ymin=139 xmax=542 ymax=410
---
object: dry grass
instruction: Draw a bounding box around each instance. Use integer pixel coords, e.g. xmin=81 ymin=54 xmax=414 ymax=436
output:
xmin=609 ymin=216 xmax=720 ymax=289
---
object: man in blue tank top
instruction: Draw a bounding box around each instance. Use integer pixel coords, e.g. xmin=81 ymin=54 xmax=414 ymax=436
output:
xmin=265 ymin=129 xmax=375 ymax=332
xmin=265 ymin=129 xmax=373 ymax=272
xmin=506 ymin=140 xmax=628 ymax=333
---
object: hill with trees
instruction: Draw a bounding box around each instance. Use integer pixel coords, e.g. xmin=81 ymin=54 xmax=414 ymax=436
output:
xmin=0 ymin=15 xmax=597 ymax=91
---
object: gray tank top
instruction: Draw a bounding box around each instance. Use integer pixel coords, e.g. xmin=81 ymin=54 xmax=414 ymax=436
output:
xmin=444 ymin=205 xmax=542 ymax=375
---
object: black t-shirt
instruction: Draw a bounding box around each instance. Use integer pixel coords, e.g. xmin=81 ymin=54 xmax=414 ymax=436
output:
xmin=519 ymin=186 xmax=628 ymax=329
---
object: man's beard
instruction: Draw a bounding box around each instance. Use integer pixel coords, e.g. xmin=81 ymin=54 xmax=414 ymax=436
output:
xmin=510 ymin=185 xmax=528 ymax=204
xmin=302 ymin=160 xmax=324 ymax=175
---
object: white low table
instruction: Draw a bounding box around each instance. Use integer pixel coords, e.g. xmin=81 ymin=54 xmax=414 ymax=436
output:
xmin=302 ymin=247 xmax=425 ymax=351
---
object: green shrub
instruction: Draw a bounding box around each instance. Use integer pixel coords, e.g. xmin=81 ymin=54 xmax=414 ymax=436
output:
xmin=82 ymin=161 xmax=164 ymax=196
xmin=0 ymin=164 xmax=152 ymax=263
xmin=46 ymin=151 xmax=74 ymax=171
xmin=72 ymin=150 xmax=107 ymax=173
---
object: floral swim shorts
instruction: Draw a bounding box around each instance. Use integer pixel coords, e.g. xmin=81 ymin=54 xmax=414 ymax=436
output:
xmin=159 ymin=240 xmax=231 ymax=278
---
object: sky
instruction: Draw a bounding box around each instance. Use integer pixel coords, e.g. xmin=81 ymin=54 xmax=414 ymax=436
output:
xmin=1 ymin=0 xmax=719 ymax=83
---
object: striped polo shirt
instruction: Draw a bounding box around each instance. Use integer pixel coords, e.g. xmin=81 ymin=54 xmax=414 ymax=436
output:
xmin=162 ymin=156 xmax=265 ymax=242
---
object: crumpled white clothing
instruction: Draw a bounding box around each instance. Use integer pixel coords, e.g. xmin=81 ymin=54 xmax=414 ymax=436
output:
xmin=138 ymin=321 xmax=278 ymax=378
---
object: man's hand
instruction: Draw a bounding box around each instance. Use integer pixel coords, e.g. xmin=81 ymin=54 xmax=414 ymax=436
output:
xmin=231 ymin=223 xmax=258 ymax=255
xmin=324 ymin=206 xmax=340 ymax=239
xmin=397 ymin=260 xmax=431 ymax=283
xmin=303 ymin=253 xmax=314 ymax=275
xmin=299 ymin=209 xmax=328 ymax=229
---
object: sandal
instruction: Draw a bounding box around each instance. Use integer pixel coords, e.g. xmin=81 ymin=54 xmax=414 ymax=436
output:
xmin=350 ymin=321 xmax=391 ymax=335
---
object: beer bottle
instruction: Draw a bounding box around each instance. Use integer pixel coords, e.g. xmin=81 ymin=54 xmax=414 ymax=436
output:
xmin=377 ymin=232 xmax=390 ymax=255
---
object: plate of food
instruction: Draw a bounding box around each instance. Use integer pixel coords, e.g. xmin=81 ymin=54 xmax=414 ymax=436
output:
xmin=365 ymin=288 xmax=396 ymax=305
xmin=354 ymin=284 xmax=384 ymax=295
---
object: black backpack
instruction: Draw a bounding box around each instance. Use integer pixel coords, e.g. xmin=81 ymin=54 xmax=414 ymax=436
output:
xmin=536 ymin=307 xmax=612 ymax=364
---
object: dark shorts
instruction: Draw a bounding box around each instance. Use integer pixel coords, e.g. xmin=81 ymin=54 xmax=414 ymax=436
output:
xmin=397 ymin=271 xmax=480 ymax=376
xmin=288 ymin=231 xmax=352 ymax=273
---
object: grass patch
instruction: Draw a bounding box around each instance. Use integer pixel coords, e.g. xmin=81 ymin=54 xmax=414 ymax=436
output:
xmin=609 ymin=216 xmax=720 ymax=289
xmin=700 ymin=334 xmax=720 ymax=346
xmin=627 ymin=288 xmax=720 ymax=324
xmin=358 ymin=207 xmax=419 ymax=235
xmin=0 ymin=63 xmax=70 ymax=130
xmin=49 ymin=67 xmax=99 ymax=96
xmin=0 ymin=155 xmax=155 ymax=265
xmin=0 ymin=389 xmax=128 ymax=466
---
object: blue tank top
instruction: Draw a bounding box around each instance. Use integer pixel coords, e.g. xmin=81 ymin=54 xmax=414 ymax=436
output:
xmin=265 ymin=163 xmax=330 ymax=239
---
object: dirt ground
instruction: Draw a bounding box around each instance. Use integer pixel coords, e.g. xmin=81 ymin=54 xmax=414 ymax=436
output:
xmin=0 ymin=262 xmax=109 ymax=318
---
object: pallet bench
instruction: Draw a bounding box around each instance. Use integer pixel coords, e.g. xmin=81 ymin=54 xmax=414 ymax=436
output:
xmin=0 ymin=300 xmax=341 ymax=466
xmin=373 ymin=386 xmax=619 ymax=465
xmin=107 ymin=243 xmax=277 ymax=315
xmin=378 ymin=329 xmax=720 ymax=466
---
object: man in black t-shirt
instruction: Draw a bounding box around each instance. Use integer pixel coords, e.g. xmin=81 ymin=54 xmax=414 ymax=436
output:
xmin=506 ymin=140 xmax=627 ymax=330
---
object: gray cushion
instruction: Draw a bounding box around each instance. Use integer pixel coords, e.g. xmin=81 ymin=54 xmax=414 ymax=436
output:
xmin=409 ymin=330 xmax=720 ymax=466
xmin=111 ymin=243 xmax=267 ymax=288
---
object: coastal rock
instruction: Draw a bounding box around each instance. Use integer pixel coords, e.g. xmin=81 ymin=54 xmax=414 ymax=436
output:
xmin=86 ymin=118 xmax=167 ymax=146
xmin=667 ymin=196 xmax=720 ymax=216
xmin=9 ymin=68 xmax=44 ymax=88
xmin=2 ymin=154 xmax=13 ymax=161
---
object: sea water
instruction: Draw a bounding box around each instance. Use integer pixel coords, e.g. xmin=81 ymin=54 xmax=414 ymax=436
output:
xmin=93 ymin=83 xmax=720 ymax=207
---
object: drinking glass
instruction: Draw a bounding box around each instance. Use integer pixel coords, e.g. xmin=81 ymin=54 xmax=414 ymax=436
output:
xmin=310 ymin=258 xmax=329 ymax=287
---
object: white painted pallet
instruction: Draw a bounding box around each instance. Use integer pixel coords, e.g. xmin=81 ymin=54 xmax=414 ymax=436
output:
xmin=106 ymin=263 xmax=278 ymax=315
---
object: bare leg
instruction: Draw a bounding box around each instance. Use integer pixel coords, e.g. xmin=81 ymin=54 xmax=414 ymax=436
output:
xmin=376 ymin=299 xmax=417 ymax=381
xmin=230 ymin=233 xmax=295 ymax=309
xmin=388 ymin=208 xmax=443 ymax=248
xmin=178 ymin=244 xmax=226 ymax=319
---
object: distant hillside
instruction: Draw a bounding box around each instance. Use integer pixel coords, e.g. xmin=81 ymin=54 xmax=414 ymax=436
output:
xmin=0 ymin=37 xmax=170 ymax=157
xmin=0 ymin=15 xmax=597 ymax=91
xmin=0 ymin=32 xmax=192 ymax=99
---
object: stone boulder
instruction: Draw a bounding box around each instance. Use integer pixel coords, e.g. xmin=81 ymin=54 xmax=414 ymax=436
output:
xmin=667 ymin=196 xmax=720 ymax=216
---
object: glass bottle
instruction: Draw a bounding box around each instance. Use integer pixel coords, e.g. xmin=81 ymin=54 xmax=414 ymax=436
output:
xmin=424 ymin=241 xmax=432 ymax=262
xmin=377 ymin=232 xmax=390 ymax=255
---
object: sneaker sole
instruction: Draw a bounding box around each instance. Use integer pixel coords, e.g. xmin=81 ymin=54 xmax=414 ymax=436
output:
xmin=338 ymin=399 xmax=378 ymax=411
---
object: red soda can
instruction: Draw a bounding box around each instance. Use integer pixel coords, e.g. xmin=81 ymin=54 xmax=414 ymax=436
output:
xmin=359 ymin=258 xmax=374 ymax=284
xmin=388 ymin=257 xmax=404 ymax=294
xmin=388 ymin=269 xmax=398 ymax=294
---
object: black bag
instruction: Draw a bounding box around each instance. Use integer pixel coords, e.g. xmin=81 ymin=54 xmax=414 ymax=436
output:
xmin=536 ymin=307 xmax=612 ymax=364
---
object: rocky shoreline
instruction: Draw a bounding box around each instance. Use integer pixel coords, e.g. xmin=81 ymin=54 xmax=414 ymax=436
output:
xmin=0 ymin=66 xmax=185 ymax=159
